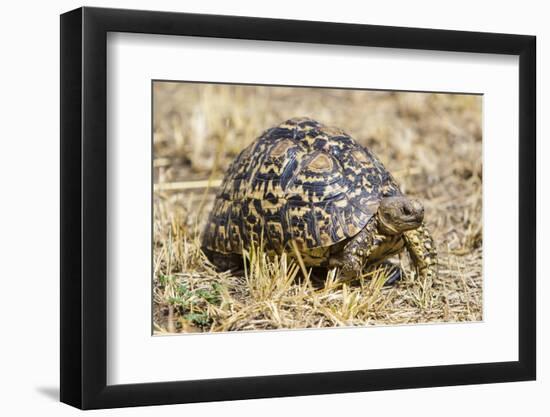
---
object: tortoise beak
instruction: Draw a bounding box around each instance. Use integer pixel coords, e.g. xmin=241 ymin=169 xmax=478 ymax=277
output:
xmin=406 ymin=199 xmax=424 ymax=223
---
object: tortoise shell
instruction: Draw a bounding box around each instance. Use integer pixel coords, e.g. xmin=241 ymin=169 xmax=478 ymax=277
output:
xmin=202 ymin=117 xmax=401 ymax=257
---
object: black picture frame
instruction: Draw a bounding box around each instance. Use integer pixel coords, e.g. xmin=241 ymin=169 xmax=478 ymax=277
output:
xmin=60 ymin=6 xmax=536 ymax=410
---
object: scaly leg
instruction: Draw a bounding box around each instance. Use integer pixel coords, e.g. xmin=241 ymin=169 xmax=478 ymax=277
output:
xmin=403 ymin=223 xmax=438 ymax=284
xmin=328 ymin=219 xmax=383 ymax=280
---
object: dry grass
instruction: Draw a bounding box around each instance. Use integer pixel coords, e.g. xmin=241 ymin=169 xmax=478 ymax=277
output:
xmin=153 ymin=82 xmax=483 ymax=334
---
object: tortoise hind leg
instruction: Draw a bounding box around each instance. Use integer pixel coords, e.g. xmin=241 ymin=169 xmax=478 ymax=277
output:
xmin=403 ymin=223 xmax=438 ymax=284
xmin=202 ymin=247 xmax=244 ymax=273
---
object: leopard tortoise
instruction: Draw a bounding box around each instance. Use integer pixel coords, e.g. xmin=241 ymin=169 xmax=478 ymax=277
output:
xmin=201 ymin=117 xmax=437 ymax=284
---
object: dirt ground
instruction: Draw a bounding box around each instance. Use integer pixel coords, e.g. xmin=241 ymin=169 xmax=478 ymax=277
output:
xmin=152 ymin=81 xmax=482 ymax=334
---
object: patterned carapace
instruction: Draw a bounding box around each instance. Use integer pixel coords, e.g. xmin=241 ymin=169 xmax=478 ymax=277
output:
xmin=202 ymin=117 xmax=403 ymax=263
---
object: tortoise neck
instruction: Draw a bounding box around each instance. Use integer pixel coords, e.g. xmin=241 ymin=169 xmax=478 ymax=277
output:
xmin=377 ymin=214 xmax=401 ymax=235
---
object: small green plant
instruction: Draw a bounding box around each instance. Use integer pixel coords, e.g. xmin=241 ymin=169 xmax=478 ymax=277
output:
xmin=160 ymin=276 xmax=222 ymax=328
xmin=182 ymin=312 xmax=211 ymax=327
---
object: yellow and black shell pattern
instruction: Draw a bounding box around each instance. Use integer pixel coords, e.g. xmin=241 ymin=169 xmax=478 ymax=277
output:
xmin=202 ymin=117 xmax=401 ymax=260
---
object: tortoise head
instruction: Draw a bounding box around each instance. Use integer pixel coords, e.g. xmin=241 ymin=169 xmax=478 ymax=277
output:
xmin=377 ymin=196 xmax=424 ymax=235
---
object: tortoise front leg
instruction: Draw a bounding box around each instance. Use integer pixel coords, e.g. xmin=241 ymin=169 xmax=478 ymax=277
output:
xmin=328 ymin=219 xmax=380 ymax=280
xmin=403 ymin=223 xmax=438 ymax=283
